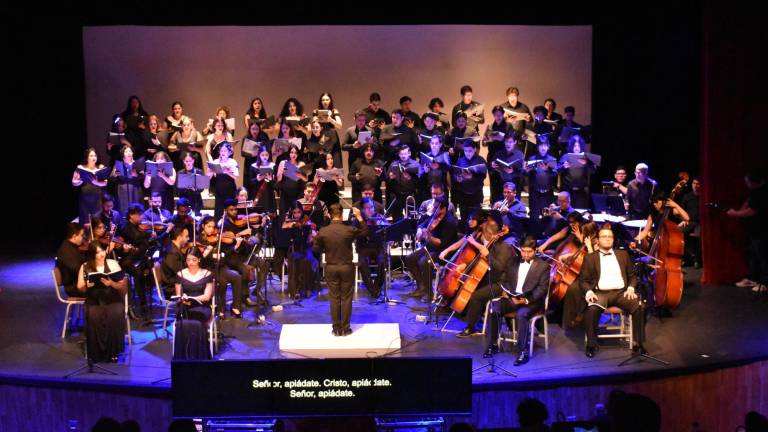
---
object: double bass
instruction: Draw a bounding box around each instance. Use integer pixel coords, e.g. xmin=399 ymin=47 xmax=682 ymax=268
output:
xmin=648 ymin=175 xmax=688 ymax=309
xmin=439 ymin=225 xmax=509 ymax=313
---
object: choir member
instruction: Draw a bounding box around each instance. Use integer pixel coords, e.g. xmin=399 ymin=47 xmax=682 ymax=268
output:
xmin=72 ymin=147 xmax=107 ymax=225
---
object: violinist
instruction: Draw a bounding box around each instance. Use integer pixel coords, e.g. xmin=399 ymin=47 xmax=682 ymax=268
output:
xmin=352 ymin=183 xmax=385 ymax=216
xmin=477 ymin=235 xmax=549 ymax=367
xmin=298 ymin=182 xmax=330 ymax=229
xmin=355 ymin=198 xmax=387 ymax=299
xmin=118 ymin=204 xmax=152 ymax=320
xmin=56 ymin=222 xmax=87 ymax=297
xmin=160 ymin=226 xmax=189 ymax=298
xmin=282 ymin=201 xmax=319 ymax=299
xmin=582 ymin=226 xmax=646 ymax=358
xmin=95 ymin=194 xmax=121 ymax=232
xmin=169 ymin=198 xmax=196 ymax=243
xmin=89 ymin=218 xmax=129 ymax=261
xmin=141 ymin=192 xmax=173 ymax=241
xmin=404 ymin=196 xmax=458 ymax=302
xmin=221 ymin=199 xmax=262 ymax=312
xmin=386 ymin=145 xmax=420 ymax=220
xmin=196 ymin=216 xmax=248 ymax=318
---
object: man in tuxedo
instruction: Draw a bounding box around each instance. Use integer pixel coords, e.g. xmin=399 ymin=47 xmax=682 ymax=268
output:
xmin=581 ymin=226 xmax=646 ymax=358
xmin=481 ymin=236 xmax=550 ymax=366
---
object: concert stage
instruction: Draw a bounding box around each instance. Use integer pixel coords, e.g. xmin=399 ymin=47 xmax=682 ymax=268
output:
xmin=1 ymin=254 xmax=766 ymax=431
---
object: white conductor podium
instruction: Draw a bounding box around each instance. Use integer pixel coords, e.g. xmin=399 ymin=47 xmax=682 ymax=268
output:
xmin=279 ymin=323 xmax=401 ymax=358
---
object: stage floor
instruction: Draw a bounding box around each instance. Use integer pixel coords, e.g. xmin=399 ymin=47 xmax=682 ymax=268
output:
xmin=0 ymin=254 xmax=766 ymax=391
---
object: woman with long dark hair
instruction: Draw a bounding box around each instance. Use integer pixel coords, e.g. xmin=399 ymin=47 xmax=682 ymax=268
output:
xmin=76 ymin=241 xmax=128 ymax=363
xmin=242 ymin=121 xmax=270 ymax=195
xmin=72 ymin=147 xmax=108 ymax=225
xmin=173 ymin=247 xmax=214 ymax=360
xmin=244 ymin=97 xmax=267 ymax=130
xmin=143 ymin=151 xmax=176 ymax=212
xmin=207 ymin=142 xmax=239 ymax=220
xmin=276 ymin=145 xmax=308 ymax=215
xmin=111 ymin=145 xmax=143 ymax=215
xmin=120 ymin=95 xmax=149 ymax=131
xmin=249 ymin=145 xmax=277 ymax=213
xmin=312 ymin=92 xmax=343 ymax=130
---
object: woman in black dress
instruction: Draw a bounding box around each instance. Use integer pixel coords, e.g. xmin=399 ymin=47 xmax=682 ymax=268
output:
xmin=557 ymin=135 xmax=596 ymax=209
xmin=315 ymin=152 xmax=343 ymax=207
xmin=249 ymin=146 xmax=277 ymax=214
xmin=173 ymin=248 xmax=214 ymax=360
xmin=76 ymin=241 xmax=127 ymax=363
xmin=143 ymin=151 xmax=176 ymax=213
xmin=207 ymin=142 xmax=239 ymax=220
xmin=72 ymin=147 xmax=107 ymax=225
xmin=111 ymin=145 xmax=143 ymax=216
xmin=312 ymin=92 xmax=343 ymax=130
xmin=242 ymin=121 xmax=270 ymax=196
xmin=276 ymin=145 xmax=308 ymax=215
xmin=177 ymin=151 xmax=205 ymax=214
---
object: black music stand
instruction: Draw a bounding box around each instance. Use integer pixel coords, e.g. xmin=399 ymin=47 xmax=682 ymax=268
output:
xmin=370 ymin=218 xmax=413 ymax=306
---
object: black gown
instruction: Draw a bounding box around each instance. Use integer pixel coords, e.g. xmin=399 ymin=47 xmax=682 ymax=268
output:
xmin=83 ymin=260 xmax=125 ymax=363
xmin=173 ymin=270 xmax=213 ymax=360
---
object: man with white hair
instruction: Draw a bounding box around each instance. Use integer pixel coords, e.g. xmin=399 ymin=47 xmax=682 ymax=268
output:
xmin=626 ymin=163 xmax=658 ymax=220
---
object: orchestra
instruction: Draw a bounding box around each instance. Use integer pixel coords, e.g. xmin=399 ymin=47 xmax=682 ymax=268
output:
xmin=63 ymin=86 xmax=708 ymax=364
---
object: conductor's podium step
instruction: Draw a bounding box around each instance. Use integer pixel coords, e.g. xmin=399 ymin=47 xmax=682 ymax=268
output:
xmin=279 ymin=323 xmax=401 ymax=358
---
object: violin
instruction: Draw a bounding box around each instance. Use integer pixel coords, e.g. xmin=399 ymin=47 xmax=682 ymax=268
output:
xmin=365 ymin=215 xmax=390 ymax=226
xmin=139 ymin=221 xmax=170 ymax=232
xmin=415 ymin=207 xmax=445 ymax=248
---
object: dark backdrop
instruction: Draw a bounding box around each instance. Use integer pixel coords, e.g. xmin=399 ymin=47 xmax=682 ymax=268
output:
xmin=9 ymin=6 xmax=707 ymax=258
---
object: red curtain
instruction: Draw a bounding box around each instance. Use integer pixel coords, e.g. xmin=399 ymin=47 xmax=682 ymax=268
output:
xmin=700 ymin=7 xmax=768 ymax=284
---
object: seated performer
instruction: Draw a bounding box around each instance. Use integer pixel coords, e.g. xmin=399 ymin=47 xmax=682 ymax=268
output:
xmin=119 ymin=203 xmax=152 ymax=319
xmin=355 ymin=198 xmax=387 ymax=298
xmin=481 ymin=236 xmax=550 ymax=366
xmin=282 ymin=201 xmax=319 ymax=299
xmin=352 ymin=183 xmax=385 ymax=216
xmin=582 ymin=226 xmax=646 ymax=358
xmin=418 ymin=182 xmax=456 ymax=218
xmin=492 ymin=182 xmax=529 ymax=243
xmin=298 ymin=182 xmax=330 ymax=229
xmin=404 ymin=196 xmax=458 ymax=301
xmin=536 ymin=192 xmax=575 ymax=254
xmin=56 ymin=222 xmax=87 ymax=297
xmin=76 ymin=241 xmax=128 ymax=363
xmin=173 ymin=248 xmax=214 ymax=360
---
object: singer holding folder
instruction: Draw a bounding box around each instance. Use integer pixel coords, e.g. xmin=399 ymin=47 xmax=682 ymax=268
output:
xmin=76 ymin=241 xmax=128 ymax=363
xmin=72 ymin=148 xmax=108 ymax=226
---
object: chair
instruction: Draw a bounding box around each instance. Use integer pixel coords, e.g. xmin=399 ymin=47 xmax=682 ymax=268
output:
xmin=52 ymin=266 xmax=85 ymax=338
xmin=584 ymin=306 xmax=633 ymax=348
xmin=124 ymin=292 xmax=132 ymax=347
xmin=440 ymin=301 xmax=491 ymax=335
xmin=171 ymin=281 xmax=219 ymax=358
xmin=151 ymin=263 xmax=175 ymax=338
xmin=497 ymin=288 xmax=551 ymax=356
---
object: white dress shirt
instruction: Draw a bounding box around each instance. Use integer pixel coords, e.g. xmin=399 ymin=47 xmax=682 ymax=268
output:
xmin=516 ymin=260 xmax=532 ymax=294
xmin=597 ymin=249 xmax=624 ymax=290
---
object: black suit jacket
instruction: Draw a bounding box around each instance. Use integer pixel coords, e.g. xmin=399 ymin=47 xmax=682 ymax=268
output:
xmin=506 ymin=256 xmax=550 ymax=305
xmin=579 ymin=249 xmax=637 ymax=294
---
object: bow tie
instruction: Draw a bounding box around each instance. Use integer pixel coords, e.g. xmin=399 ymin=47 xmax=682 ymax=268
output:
xmin=600 ymin=251 xmax=613 ymax=256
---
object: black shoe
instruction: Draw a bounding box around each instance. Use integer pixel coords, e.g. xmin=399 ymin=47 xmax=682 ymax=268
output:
xmin=632 ymin=344 xmax=648 ymax=355
xmin=483 ymin=344 xmax=499 ymax=358
xmin=342 ymin=327 xmax=352 ymax=336
xmin=456 ymin=328 xmax=477 ymax=338
xmin=514 ymin=351 xmax=530 ymax=366
xmin=231 ymin=308 xmax=242 ymax=319
xmin=332 ymin=328 xmax=341 ymax=336
xmin=585 ymin=346 xmax=597 ymax=358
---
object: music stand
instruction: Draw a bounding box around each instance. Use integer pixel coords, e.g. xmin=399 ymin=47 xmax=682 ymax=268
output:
xmin=370 ymin=218 xmax=413 ymax=306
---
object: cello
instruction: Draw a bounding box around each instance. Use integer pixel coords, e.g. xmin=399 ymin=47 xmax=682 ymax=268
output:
xmin=548 ymin=238 xmax=587 ymax=304
xmin=444 ymin=225 xmax=509 ymax=313
xmin=648 ymin=175 xmax=688 ymax=310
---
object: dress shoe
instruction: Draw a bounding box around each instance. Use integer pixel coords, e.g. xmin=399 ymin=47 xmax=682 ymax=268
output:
xmin=231 ymin=308 xmax=242 ymax=319
xmin=332 ymin=328 xmax=341 ymax=336
xmin=632 ymin=344 xmax=648 ymax=355
xmin=456 ymin=328 xmax=477 ymax=338
xmin=585 ymin=346 xmax=597 ymax=358
xmin=514 ymin=351 xmax=530 ymax=366
xmin=483 ymin=344 xmax=499 ymax=358
xmin=752 ymin=284 xmax=767 ymax=293
xmin=342 ymin=327 xmax=353 ymax=336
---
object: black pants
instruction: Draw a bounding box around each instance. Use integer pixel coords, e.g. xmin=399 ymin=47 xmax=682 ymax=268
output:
xmin=403 ymin=248 xmax=436 ymax=298
xmin=584 ymin=289 xmax=644 ymax=348
xmin=682 ymin=223 xmax=702 ymax=266
xmin=562 ymin=281 xmax=586 ymax=329
xmin=215 ymin=266 xmax=243 ymax=313
xmin=121 ymin=257 xmax=148 ymax=307
xmin=326 ymin=264 xmax=355 ymax=331
xmin=748 ymin=238 xmax=768 ymax=284
xmin=358 ymin=248 xmax=385 ymax=296
xmin=485 ymin=298 xmax=543 ymax=352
